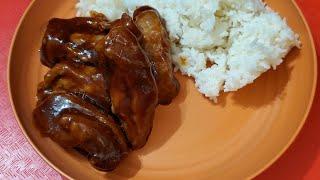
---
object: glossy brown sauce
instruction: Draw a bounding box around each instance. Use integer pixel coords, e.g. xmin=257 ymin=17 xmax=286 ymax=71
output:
xmin=34 ymin=7 xmax=180 ymax=171
xmin=134 ymin=6 xmax=180 ymax=105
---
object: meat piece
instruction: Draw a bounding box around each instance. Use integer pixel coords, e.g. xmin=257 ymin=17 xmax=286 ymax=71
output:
xmin=104 ymin=26 xmax=158 ymax=149
xmin=110 ymin=13 xmax=142 ymax=39
xmin=34 ymin=9 xmax=180 ymax=171
xmin=37 ymin=61 xmax=111 ymax=112
xmin=33 ymin=93 xmax=129 ymax=171
xmin=40 ymin=16 xmax=109 ymax=67
xmin=134 ymin=6 xmax=180 ymax=105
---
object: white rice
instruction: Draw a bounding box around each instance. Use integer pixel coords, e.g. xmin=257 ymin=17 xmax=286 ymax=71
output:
xmin=76 ymin=0 xmax=300 ymax=101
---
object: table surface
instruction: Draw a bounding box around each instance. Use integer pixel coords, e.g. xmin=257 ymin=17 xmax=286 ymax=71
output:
xmin=0 ymin=0 xmax=319 ymax=179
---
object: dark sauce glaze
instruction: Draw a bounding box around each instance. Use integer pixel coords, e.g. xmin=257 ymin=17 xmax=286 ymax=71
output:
xmin=34 ymin=8 xmax=180 ymax=172
xmin=33 ymin=93 xmax=128 ymax=171
xmin=134 ymin=6 xmax=180 ymax=105
xmin=105 ymin=25 xmax=158 ymax=149
xmin=37 ymin=61 xmax=111 ymax=112
xmin=40 ymin=16 xmax=109 ymax=67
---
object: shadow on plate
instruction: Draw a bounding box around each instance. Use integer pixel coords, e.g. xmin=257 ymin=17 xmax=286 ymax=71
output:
xmin=230 ymin=47 xmax=299 ymax=108
xmin=137 ymin=74 xmax=187 ymax=155
xmin=135 ymin=104 xmax=183 ymax=153
xmin=105 ymin=152 xmax=142 ymax=180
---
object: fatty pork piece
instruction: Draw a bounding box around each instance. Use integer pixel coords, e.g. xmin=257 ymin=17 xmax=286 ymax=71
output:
xmin=37 ymin=61 xmax=111 ymax=112
xmin=105 ymin=25 xmax=158 ymax=149
xmin=134 ymin=6 xmax=180 ymax=105
xmin=33 ymin=93 xmax=129 ymax=171
xmin=40 ymin=14 xmax=109 ymax=68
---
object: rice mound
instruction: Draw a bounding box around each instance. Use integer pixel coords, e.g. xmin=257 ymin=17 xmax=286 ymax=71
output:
xmin=76 ymin=0 xmax=300 ymax=101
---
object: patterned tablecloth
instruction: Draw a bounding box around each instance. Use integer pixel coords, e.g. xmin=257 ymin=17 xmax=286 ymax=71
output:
xmin=0 ymin=0 xmax=319 ymax=179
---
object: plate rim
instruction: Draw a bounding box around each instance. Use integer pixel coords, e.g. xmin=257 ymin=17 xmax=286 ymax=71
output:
xmin=7 ymin=0 xmax=318 ymax=179
xmin=248 ymin=0 xmax=318 ymax=178
xmin=7 ymin=0 xmax=72 ymax=179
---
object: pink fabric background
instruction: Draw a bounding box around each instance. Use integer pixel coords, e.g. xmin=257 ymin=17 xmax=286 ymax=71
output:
xmin=0 ymin=0 xmax=319 ymax=179
xmin=0 ymin=1 xmax=61 ymax=179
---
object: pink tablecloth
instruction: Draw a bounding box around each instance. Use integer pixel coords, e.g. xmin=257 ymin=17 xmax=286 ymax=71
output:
xmin=0 ymin=0 xmax=61 ymax=179
xmin=0 ymin=0 xmax=319 ymax=179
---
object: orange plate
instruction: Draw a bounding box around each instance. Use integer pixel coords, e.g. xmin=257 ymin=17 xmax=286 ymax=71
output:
xmin=8 ymin=0 xmax=317 ymax=179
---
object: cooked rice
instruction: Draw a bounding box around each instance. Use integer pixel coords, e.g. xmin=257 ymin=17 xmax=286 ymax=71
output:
xmin=76 ymin=0 xmax=300 ymax=101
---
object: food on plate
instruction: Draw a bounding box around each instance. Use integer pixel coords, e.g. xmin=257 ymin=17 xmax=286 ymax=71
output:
xmin=77 ymin=0 xmax=300 ymax=101
xmin=34 ymin=9 xmax=179 ymax=171
xmin=34 ymin=93 xmax=129 ymax=171
xmin=40 ymin=15 xmax=108 ymax=67
xmin=134 ymin=6 xmax=180 ymax=105
xmin=34 ymin=0 xmax=301 ymax=172
xmin=36 ymin=61 xmax=111 ymax=112
xmin=104 ymin=15 xmax=158 ymax=149
xmin=110 ymin=13 xmax=142 ymax=38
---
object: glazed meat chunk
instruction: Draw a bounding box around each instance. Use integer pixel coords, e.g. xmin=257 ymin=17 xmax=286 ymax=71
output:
xmin=134 ymin=6 xmax=180 ymax=105
xmin=34 ymin=8 xmax=180 ymax=172
xmin=37 ymin=61 xmax=111 ymax=112
xmin=104 ymin=25 xmax=158 ymax=149
xmin=40 ymin=15 xmax=109 ymax=67
xmin=110 ymin=13 xmax=142 ymax=39
xmin=33 ymin=93 xmax=128 ymax=171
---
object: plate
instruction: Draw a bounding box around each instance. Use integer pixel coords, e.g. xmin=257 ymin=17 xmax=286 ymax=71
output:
xmin=8 ymin=0 xmax=317 ymax=179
